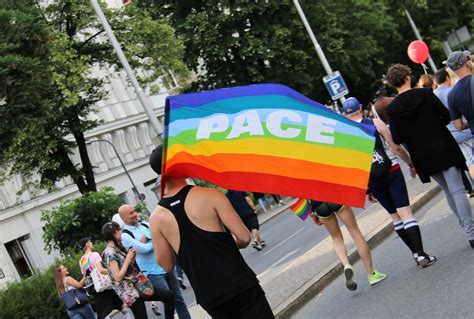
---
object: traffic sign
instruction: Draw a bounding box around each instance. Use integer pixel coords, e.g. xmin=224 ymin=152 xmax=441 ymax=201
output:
xmin=323 ymin=71 xmax=349 ymax=100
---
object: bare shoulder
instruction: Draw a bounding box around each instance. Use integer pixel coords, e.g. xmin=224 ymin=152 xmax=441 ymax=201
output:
xmin=189 ymin=186 xmax=224 ymax=201
xmin=150 ymin=205 xmax=174 ymax=227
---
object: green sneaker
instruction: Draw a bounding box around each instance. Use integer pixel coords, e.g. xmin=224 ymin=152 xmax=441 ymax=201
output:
xmin=368 ymin=270 xmax=387 ymax=286
xmin=343 ymin=264 xmax=357 ymax=291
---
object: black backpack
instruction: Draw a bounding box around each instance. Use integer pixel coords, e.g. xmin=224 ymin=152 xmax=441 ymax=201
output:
xmin=361 ymin=118 xmax=392 ymax=181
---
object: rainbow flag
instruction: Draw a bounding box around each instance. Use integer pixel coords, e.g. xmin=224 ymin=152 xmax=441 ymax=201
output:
xmin=290 ymin=198 xmax=312 ymax=220
xmin=80 ymin=256 xmax=91 ymax=275
xmin=163 ymin=84 xmax=375 ymax=207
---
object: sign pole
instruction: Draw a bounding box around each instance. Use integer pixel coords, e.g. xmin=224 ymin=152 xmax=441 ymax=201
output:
xmin=293 ymin=0 xmax=346 ymax=104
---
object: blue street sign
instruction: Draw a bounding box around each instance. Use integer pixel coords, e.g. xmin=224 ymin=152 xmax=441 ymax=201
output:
xmin=323 ymin=71 xmax=349 ymax=100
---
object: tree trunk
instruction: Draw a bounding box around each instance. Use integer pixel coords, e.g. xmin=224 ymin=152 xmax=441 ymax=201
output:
xmin=56 ymin=147 xmax=90 ymax=194
xmin=74 ymin=131 xmax=97 ymax=192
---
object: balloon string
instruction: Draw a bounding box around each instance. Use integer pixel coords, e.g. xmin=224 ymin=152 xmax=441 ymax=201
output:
xmin=421 ymin=63 xmax=428 ymax=74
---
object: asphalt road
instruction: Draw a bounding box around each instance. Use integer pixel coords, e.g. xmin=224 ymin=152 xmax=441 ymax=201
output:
xmin=293 ymin=193 xmax=474 ymax=319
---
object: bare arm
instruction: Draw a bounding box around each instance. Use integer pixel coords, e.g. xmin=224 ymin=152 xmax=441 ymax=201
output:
xmin=95 ymin=261 xmax=108 ymax=275
xmin=374 ymin=118 xmax=412 ymax=165
xmin=108 ymin=249 xmax=135 ymax=282
xmin=149 ymin=210 xmax=175 ymax=273
xmin=65 ymin=276 xmax=85 ymax=289
xmin=245 ymin=196 xmax=257 ymax=212
xmin=213 ymin=189 xmax=251 ymax=248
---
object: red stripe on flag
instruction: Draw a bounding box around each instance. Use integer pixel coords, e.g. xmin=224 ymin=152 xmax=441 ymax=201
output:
xmin=166 ymin=163 xmax=367 ymax=208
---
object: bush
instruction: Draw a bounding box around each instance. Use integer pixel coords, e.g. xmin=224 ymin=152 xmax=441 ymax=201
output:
xmin=0 ymin=243 xmax=106 ymax=319
xmin=41 ymin=187 xmax=124 ymax=255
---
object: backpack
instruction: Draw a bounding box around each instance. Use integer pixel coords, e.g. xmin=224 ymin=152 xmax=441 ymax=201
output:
xmin=122 ymin=222 xmax=149 ymax=239
xmin=361 ymin=118 xmax=392 ymax=181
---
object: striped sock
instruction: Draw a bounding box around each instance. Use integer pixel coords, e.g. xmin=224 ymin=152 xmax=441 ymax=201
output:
xmin=394 ymin=220 xmax=415 ymax=253
xmin=403 ymin=218 xmax=425 ymax=256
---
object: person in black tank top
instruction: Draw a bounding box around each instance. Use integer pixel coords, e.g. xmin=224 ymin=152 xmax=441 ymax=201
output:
xmin=149 ymin=146 xmax=274 ymax=319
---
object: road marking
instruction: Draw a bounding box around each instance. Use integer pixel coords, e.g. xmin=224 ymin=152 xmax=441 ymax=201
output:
xmin=263 ymin=227 xmax=306 ymax=256
xmin=258 ymin=247 xmax=302 ymax=279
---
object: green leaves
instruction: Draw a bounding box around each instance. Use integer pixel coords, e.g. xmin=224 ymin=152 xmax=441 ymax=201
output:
xmin=0 ymin=0 xmax=189 ymax=196
xmin=41 ymin=187 xmax=124 ymax=255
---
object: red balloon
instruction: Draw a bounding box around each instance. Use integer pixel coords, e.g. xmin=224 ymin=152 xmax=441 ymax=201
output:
xmin=407 ymin=40 xmax=429 ymax=64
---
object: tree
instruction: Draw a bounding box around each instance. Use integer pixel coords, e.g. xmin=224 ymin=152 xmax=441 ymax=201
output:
xmin=139 ymin=0 xmax=472 ymax=104
xmin=0 ymin=0 xmax=188 ymax=194
xmin=138 ymin=0 xmax=400 ymax=104
xmin=41 ymin=187 xmax=124 ymax=255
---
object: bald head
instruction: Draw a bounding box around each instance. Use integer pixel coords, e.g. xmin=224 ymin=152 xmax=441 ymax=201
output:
xmin=118 ymin=204 xmax=138 ymax=226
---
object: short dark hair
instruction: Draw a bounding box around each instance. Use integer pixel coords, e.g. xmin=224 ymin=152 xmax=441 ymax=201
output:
xmin=434 ymin=69 xmax=449 ymax=85
xmin=149 ymin=145 xmax=163 ymax=175
xmin=386 ymin=64 xmax=412 ymax=88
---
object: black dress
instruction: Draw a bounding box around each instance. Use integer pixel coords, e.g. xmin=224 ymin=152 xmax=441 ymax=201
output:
xmin=385 ymin=88 xmax=467 ymax=183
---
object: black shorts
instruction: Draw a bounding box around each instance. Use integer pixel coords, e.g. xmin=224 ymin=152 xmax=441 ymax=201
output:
xmin=242 ymin=214 xmax=259 ymax=231
xmin=312 ymin=202 xmax=344 ymax=219
xmin=368 ymin=165 xmax=410 ymax=214
xmin=206 ymin=285 xmax=274 ymax=319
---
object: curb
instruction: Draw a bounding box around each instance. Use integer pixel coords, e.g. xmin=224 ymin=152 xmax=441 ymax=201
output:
xmin=274 ymin=185 xmax=441 ymax=318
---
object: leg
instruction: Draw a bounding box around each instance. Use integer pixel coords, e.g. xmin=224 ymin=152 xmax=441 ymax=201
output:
xmin=320 ymin=213 xmax=350 ymax=266
xmin=165 ymin=271 xmax=190 ymax=319
xmin=129 ymin=298 xmax=148 ymax=319
xmin=147 ymin=274 xmax=176 ymax=319
xmin=336 ymin=206 xmax=374 ymax=275
xmin=432 ymin=170 xmax=460 ymax=220
xmin=439 ymin=167 xmax=474 ymax=241
xmin=257 ymin=198 xmax=268 ymax=213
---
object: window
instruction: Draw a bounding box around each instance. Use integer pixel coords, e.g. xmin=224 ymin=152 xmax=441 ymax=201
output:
xmin=5 ymin=237 xmax=34 ymax=279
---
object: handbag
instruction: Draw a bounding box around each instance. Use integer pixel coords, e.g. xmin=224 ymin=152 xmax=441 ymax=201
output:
xmin=61 ymin=288 xmax=89 ymax=310
xmin=90 ymin=267 xmax=112 ymax=292
xmin=128 ymin=272 xmax=154 ymax=298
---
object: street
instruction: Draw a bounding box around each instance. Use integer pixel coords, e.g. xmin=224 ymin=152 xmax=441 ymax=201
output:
xmin=293 ymin=193 xmax=474 ymax=319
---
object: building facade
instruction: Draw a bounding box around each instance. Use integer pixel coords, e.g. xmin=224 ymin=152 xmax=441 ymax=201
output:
xmin=0 ymin=71 xmax=168 ymax=289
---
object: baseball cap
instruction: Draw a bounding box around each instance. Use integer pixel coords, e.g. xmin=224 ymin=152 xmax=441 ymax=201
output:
xmin=149 ymin=145 xmax=163 ymax=175
xmin=342 ymin=97 xmax=362 ymax=115
xmin=447 ymin=50 xmax=471 ymax=71
xmin=78 ymin=237 xmax=92 ymax=250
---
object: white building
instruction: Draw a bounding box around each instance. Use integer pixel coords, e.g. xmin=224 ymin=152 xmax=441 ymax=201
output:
xmin=0 ymin=70 xmax=168 ymax=289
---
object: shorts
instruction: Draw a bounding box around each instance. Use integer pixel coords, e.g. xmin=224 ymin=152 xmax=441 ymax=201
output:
xmin=242 ymin=214 xmax=259 ymax=231
xmin=312 ymin=202 xmax=344 ymax=219
xmin=368 ymin=165 xmax=410 ymax=214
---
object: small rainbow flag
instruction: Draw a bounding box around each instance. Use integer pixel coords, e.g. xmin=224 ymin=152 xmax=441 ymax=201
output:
xmin=80 ymin=256 xmax=92 ymax=275
xmin=162 ymin=84 xmax=375 ymax=207
xmin=289 ymin=198 xmax=312 ymax=220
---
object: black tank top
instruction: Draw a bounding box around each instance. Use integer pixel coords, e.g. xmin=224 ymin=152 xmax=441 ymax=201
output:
xmin=158 ymin=185 xmax=258 ymax=309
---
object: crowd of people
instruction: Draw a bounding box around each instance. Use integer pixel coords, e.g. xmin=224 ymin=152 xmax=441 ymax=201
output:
xmin=54 ymin=50 xmax=473 ymax=318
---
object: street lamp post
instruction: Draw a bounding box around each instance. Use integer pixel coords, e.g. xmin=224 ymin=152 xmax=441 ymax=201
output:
xmin=90 ymin=0 xmax=163 ymax=138
xmin=86 ymin=139 xmax=141 ymax=200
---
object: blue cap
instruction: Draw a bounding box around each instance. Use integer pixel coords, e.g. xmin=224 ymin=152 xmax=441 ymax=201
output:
xmin=342 ymin=97 xmax=361 ymax=115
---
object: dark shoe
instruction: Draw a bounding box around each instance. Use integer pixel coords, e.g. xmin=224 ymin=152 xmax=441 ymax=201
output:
xmin=260 ymin=240 xmax=266 ymax=248
xmin=343 ymin=265 xmax=357 ymax=291
xmin=151 ymin=304 xmax=161 ymax=316
xmin=470 ymin=240 xmax=474 ymax=248
xmin=252 ymin=241 xmax=262 ymax=251
xmin=417 ymin=255 xmax=437 ymax=268
xmin=178 ymin=277 xmax=187 ymax=289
